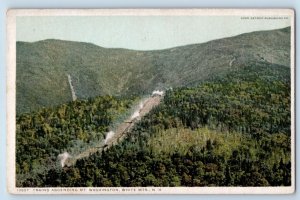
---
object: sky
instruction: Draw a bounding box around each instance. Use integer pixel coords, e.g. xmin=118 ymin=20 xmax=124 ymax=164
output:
xmin=16 ymin=15 xmax=291 ymax=50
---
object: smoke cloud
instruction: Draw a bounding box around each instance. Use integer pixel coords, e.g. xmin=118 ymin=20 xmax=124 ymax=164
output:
xmin=130 ymin=110 xmax=140 ymax=120
xmin=130 ymin=101 xmax=144 ymax=120
xmin=58 ymin=152 xmax=72 ymax=167
xmin=152 ymin=90 xmax=164 ymax=96
xmin=104 ymin=131 xmax=115 ymax=144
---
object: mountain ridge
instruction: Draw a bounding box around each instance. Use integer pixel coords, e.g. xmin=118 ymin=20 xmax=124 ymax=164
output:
xmin=17 ymin=26 xmax=290 ymax=52
xmin=16 ymin=26 xmax=291 ymax=114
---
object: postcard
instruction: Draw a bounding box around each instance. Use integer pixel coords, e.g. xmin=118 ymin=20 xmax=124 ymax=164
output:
xmin=6 ymin=9 xmax=295 ymax=194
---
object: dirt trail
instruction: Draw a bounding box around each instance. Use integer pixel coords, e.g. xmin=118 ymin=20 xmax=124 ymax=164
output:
xmin=229 ymin=57 xmax=236 ymax=67
xmin=67 ymin=74 xmax=77 ymax=101
xmin=62 ymin=94 xmax=163 ymax=167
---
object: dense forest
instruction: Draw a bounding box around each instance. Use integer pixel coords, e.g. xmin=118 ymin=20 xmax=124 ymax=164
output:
xmin=16 ymin=62 xmax=291 ymax=187
xmin=16 ymin=95 xmax=137 ymax=186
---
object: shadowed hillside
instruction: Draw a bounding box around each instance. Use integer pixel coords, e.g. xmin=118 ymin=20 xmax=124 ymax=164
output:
xmin=16 ymin=27 xmax=290 ymax=114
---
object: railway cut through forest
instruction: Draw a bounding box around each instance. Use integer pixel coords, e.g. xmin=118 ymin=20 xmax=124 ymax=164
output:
xmin=58 ymin=91 xmax=164 ymax=167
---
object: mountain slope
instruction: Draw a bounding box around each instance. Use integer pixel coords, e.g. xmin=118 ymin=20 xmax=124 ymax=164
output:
xmin=16 ymin=27 xmax=291 ymax=114
xmin=16 ymin=61 xmax=291 ymax=187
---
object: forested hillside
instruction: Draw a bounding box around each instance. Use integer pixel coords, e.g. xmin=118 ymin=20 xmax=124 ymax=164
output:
xmin=17 ymin=27 xmax=290 ymax=114
xmin=16 ymin=61 xmax=291 ymax=187
xmin=16 ymin=95 xmax=137 ymax=186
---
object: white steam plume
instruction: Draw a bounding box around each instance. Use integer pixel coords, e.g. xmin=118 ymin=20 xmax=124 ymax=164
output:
xmin=152 ymin=90 xmax=164 ymax=96
xmin=58 ymin=152 xmax=72 ymax=167
xmin=130 ymin=101 xmax=144 ymax=120
xmin=104 ymin=131 xmax=115 ymax=144
xmin=139 ymin=101 xmax=144 ymax=109
xmin=131 ymin=110 xmax=140 ymax=120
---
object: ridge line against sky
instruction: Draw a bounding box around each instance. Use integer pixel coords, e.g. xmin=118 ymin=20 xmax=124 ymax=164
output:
xmin=16 ymin=16 xmax=291 ymax=50
xmin=16 ymin=26 xmax=290 ymax=52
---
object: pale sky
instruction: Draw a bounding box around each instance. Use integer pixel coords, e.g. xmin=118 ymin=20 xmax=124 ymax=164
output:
xmin=16 ymin=16 xmax=291 ymax=50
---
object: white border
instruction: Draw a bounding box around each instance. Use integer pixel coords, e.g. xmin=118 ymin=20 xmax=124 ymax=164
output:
xmin=6 ymin=9 xmax=295 ymax=195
